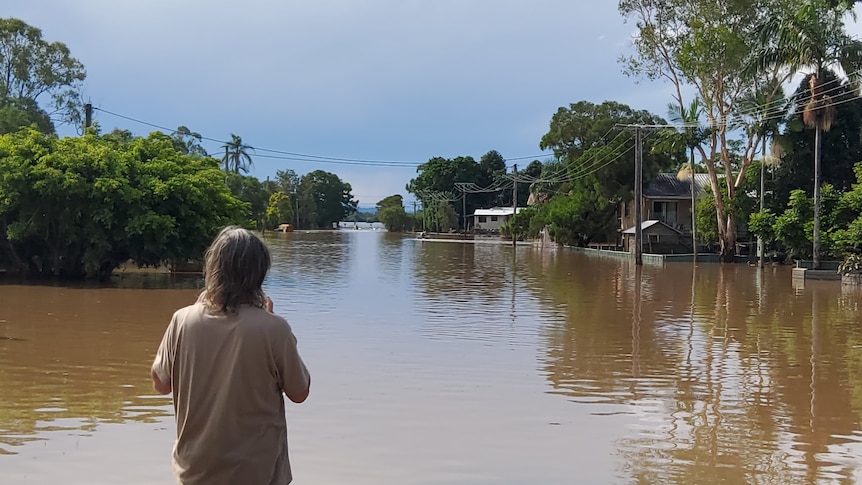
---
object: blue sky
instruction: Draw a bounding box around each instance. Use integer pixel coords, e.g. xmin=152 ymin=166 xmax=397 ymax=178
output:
xmin=5 ymin=1 xmax=862 ymax=206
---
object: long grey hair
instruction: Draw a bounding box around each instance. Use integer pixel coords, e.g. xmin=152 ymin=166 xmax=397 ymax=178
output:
xmin=201 ymin=226 xmax=271 ymax=313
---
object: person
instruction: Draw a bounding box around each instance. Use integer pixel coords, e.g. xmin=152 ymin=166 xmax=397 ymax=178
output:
xmin=151 ymin=226 xmax=311 ymax=484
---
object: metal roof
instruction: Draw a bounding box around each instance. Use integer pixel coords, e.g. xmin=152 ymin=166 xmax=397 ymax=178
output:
xmin=471 ymin=207 xmax=524 ymax=217
xmin=622 ymin=219 xmax=683 ymax=234
xmin=643 ymin=173 xmax=712 ymax=199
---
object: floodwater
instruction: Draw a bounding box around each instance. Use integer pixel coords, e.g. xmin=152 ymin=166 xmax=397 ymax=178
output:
xmin=1 ymin=231 xmax=861 ymax=484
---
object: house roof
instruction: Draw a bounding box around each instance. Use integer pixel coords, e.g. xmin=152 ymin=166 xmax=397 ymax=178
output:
xmin=644 ymin=173 xmax=712 ymax=199
xmin=622 ymin=219 xmax=683 ymax=235
xmin=472 ymin=207 xmax=524 ymax=217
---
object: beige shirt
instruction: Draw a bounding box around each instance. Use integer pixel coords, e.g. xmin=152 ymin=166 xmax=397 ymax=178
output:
xmin=152 ymin=302 xmax=310 ymax=485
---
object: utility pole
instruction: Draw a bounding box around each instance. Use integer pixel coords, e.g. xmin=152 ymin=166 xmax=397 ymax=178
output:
xmin=633 ymin=127 xmax=643 ymax=266
xmin=512 ymin=164 xmax=518 ymax=248
xmin=84 ymin=103 xmax=93 ymax=130
xmin=758 ymin=141 xmax=766 ymax=268
xmin=454 ymin=183 xmax=470 ymax=238
xmin=616 ymin=123 xmax=657 ymax=266
xmin=293 ymin=190 xmax=299 ymax=229
xmin=263 ymin=175 xmax=270 ymax=233
xmin=462 ymin=189 xmax=467 ymax=237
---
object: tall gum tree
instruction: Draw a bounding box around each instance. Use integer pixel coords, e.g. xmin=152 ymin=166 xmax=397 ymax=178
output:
xmin=619 ymin=0 xmax=793 ymax=260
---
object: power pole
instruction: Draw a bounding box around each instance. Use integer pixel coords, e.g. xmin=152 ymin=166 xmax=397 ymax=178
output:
xmin=758 ymin=141 xmax=766 ymax=268
xmin=263 ymin=175 xmax=270 ymax=233
xmin=84 ymin=103 xmax=93 ymax=130
xmin=462 ymin=189 xmax=467 ymax=237
xmin=454 ymin=183 xmax=470 ymax=238
xmin=512 ymin=164 xmax=518 ymax=248
xmin=634 ymin=127 xmax=643 ymax=266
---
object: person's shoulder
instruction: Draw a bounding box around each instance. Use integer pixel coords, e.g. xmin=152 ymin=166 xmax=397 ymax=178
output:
xmin=241 ymin=304 xmax=289 ymax=324
xmin=171 ymin=302 xmax=208 ymax=325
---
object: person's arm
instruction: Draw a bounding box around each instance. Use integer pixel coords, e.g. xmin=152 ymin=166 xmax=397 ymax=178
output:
xmin=271 ymin=303 xmax=310 ymax=403
xmin=152 ymin=369 xmax=172 ymax=395
xmin=151 ymin=315 xmax=177 ymax=396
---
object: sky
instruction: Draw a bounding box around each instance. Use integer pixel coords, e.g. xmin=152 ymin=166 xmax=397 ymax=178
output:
xmin=4 ymin=1 xmax=862 ymax=207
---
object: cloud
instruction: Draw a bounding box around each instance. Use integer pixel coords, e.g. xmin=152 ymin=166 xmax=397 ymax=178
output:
xmin=5 ymin=1 xmax=654 ymax=205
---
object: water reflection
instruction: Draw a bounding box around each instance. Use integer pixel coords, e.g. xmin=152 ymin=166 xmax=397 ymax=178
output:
xmin=0 ymin=284 xmax=197 ymax=454
xmin=526 ymin=248 xmax=862 ymax=483
xmin=1 ymin=234 xmax=861 ymax=484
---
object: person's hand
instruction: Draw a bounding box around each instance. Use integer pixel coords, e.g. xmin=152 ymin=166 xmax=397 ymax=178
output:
xmin=265 ymin=296 xmax=274 ymax=313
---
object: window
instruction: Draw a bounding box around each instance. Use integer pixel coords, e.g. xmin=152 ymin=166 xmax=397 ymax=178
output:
xmin=478 ymin=216 xmax=487 ymax=223
xmin=491 ymin=216 xmax=498 ymax=222
xmin=653 ymin=201 xmax=663 ymax=213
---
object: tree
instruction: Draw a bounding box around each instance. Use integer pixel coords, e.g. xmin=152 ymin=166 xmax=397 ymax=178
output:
xmin=774 ymin=72 xmax=862 ymax=205
xmin=519 ymin=160 xmax=544 ymax=203
xmin=275 ymin=169 xmax=300 ymax=194
xmin=0 ymin=18 xmax=86 ymax=127
xmin=226 ymin=173 xmax=274 ymax=229
xmin=376 ymin=194 xmax=404 ymax=212
xmin=0 ymin=129 xmax=245 ymax=278
xmin=265 ymin=191 xmax=294 ymax=229
xmin=656 ymin=98 xmax=709 ymax=255
xmin=171 ymin=126 xmax=207 ymax=157
xmin=297 ymin=170 xmax=357 ymax=228
xmin=221 ymin=134 xmax=255 ymax=174
xmin=833 ymin=163 xmax=862 ymax=254
xmin=0 ymin=97 xmax=53 ymax=134
xmin=539 ymin=100 xmax=678 ymax=244
xmin=376 ymin=194 xmax=413 ymax=231
xmin=619 ymin=0 xmax=793 ymax=260
xmin=756 ymin=0 xmax=862 ymax=267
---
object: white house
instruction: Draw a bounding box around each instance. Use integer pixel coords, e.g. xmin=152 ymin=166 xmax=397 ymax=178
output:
xmin=472 ymin=207 xmax=524 ymax=232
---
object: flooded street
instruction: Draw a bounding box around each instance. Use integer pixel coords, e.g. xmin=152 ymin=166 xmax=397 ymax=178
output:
xmin=1 ymin=231 xmax=861 ymax=484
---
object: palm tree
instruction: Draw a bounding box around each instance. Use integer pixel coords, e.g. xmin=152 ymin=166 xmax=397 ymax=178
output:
xmin=756 ymin=0 xmax=862 ymax=268
xmin=667 ymin=99 xmax=709 ymax=260
xmin=221 ymin=134 xmax=255 ymax=174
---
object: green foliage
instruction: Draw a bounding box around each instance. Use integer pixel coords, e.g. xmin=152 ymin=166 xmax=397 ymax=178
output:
xmin=838 ymin=254 xmax=862 ymax=275
xmin=221 ymin=134 xmax=254 ymax=174
xmin=0 ymin=129 xmax=245 ymax=279
xmin=226 ymin=173 xmax=274 ymax=229
xmin=297 ymin=170 xmax=357 ymax=229
xmin=407 ymin=150 xmax=509 ymax=225
xmin=617 ymin=0 xmax=837 ymax=259
xmin=773 ymin=71 xmax=862 ymax=204
xmin=540 ymin=100 xmax=678 ymax=201
xmin=275 ymin=169 xmax=300 ymax=194
xmin=0 ymin=18 xmax=86 ymax=127
xmin=832 ymin=163 xmax=862 ymax=253
xmin=376 ymin=194 xmax=404 ymax=212
xmin=170 ymin=126 xmax=207 ymax=157
xmin=748 ymin=209 xmax=777 ymax=243
xmin=378 ymin=206 xmax=412 ymax=232
xmin=423 ymin=200 xmax=458 ymax=233
xmin=0 ymin=97 xmax=54 ymax=134
xmin=265 ymin=191 xmax=293 ymax=229
xmin=531 ymin=100 xmax=678 ymax=245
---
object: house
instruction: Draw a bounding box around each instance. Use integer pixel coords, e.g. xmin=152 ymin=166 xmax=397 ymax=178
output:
xmin=472 ymin=207 xmax=524 ymax=232
xmin=622 ymin=220 xmax=690 ymax=254
xmin=620 ymin=173 xmax=711 ymax=236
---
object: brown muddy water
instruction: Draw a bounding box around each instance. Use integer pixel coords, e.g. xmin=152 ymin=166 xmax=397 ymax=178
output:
xmin=1 ymin=231 xmax=861 ymax=484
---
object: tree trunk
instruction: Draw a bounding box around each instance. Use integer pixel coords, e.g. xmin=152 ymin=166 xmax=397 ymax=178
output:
xmin=719 ymin=213 xmax=737 ymax=262
xmin=0 ymin=216 xmax=27 ymax=275
xmin=813 ymin=124 xmax=822 ymax=270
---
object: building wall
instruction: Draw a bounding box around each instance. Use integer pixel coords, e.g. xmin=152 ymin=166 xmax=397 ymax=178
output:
xmin=474 ymin=214 xmax=510 ymax=232
xmin=620 ymin=198 xmax=695 ymax=234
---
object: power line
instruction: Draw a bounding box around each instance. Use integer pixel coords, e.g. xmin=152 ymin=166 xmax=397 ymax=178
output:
xmin=92 ymin=106 xmax=555 ymax=168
